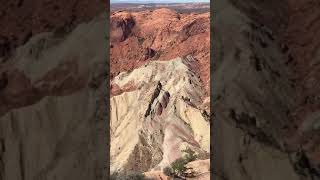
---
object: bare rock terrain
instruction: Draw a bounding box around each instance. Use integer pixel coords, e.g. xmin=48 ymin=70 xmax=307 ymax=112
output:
xmin=213 ymin=0 xmax=320 ymax=179
xmin=110 ymin=8 xmax=210 ymax=178
xmin=110 ymin=8 xmax=210 ymax=93
xmin=0 ymin=12 xmax=108 ymax=180
xmin=110 ymin=56 xmax=210 ymax=173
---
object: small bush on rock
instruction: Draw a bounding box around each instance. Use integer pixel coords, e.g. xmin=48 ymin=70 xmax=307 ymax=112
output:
xmin=182 ymin=147 xmax=197 ymax=162
xmin=171 ymin=157 xmax=187 ymax=176
xmin=166 ymin=147 xmax=198 ymax=177
xmin=110 ymin=171 xmax=150 ymax=180
xmin=163 ymin=166 xmax=173 ymax=176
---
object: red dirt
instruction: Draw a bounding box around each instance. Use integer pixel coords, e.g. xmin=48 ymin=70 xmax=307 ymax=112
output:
xmin=110 ymin=8 xmax=210 ymax=94
xmin=110 ymin=81 xmax=137 ymax=96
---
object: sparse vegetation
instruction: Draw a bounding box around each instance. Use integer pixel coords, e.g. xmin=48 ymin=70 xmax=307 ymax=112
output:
xmin=163 ymin=147 xmax=198 ymax=178
xmin=171 ymin=157 xmax=187 ymax=176
xmin=110 ymin=171 xmax=150 ymax=180
xmin=182 ymin=147 xmax=197 ymax=162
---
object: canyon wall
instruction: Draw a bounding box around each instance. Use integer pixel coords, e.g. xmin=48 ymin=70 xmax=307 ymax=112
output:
xmin=110 ymin=9 xmax=210 ymax=176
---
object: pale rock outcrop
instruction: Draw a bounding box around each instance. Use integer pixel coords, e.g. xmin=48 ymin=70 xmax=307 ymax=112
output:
xmin=110 ymin=56 xmax=210 ymax=173
xmin=185 ymin=159 xmax=210 ymax=179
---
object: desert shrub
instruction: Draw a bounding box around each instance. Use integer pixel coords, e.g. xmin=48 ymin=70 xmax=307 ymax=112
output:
xmin=163 ymin=166 xmax=173 ymax=176
xmin=171 ymin=157 xmax=187 ymax=176
xmin=110 ymin=171 xmax=149 ymax=180
xmin=182 ymin=147 xmax=197 ymax=162
xmin=167 ymin=147 xmax=198 ymax=177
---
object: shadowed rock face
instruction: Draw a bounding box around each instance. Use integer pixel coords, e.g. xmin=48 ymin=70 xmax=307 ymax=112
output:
xmin=0 ymin=12 xmax=108 ymax=180
xmin=0 ymin=0 xmax=105 ymax=58
xmin=213 ymin=0 xmax=320 ymax=179
xmin=228 ymin=0 xmax=289 ymax=36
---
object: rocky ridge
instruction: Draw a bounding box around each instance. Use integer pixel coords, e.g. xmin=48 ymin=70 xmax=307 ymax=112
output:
xmin=110 ymin=8 xmax=210 ymax=94
xmin=110 ymin=8 xmax=210 ymax=177
xmin=110 ymin=56 xmax=210 ymax=173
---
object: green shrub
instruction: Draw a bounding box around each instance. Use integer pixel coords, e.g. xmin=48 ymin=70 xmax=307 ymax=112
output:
xmin=110 ymin=171 xmax=149 ymax=180
xmin=182 ymin=147 xmax=197 ymax=162
xmin=167 ymin=147 xmax=198 ymax=177
xmin=171 ymin=158 xmax=187 ymax=176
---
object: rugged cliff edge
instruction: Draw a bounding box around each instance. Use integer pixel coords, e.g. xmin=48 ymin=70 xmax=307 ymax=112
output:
xmin=213 ymin=0 xmax=320 ymax=179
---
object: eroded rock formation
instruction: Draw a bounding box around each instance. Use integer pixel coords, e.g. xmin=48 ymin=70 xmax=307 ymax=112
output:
xmin=110 ymin=9 xmax=210 ymax=177
xmin=110 ymin=8 xmax=210 ymax=93
xmin=110 ymin=56 xmax=210 ymax=173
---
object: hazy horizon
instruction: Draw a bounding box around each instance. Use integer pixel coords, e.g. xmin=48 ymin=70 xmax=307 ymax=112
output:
xmin=111 ymin=0 xmax=210 ymax=3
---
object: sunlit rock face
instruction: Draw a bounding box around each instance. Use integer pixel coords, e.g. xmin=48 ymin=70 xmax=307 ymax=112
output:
xmin=110 ymin=56 xmax=210 ymax=173
xmin=110 ymin=8 xmax=210 ymax=93
xmin=109 ymin=8 xmax=210 ymax=176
